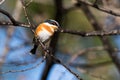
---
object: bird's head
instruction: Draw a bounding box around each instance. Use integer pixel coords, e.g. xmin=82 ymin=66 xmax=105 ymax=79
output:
xmin=44 ymin=19 xmax=59 ymax=31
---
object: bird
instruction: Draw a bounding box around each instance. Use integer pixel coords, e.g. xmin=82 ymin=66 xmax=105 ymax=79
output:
xmin=30 ymin=19 xmax=59 ymax=54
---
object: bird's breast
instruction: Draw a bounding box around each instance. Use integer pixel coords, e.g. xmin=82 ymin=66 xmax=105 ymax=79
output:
xmin=35 ymin=23 xmax=54 ymax=42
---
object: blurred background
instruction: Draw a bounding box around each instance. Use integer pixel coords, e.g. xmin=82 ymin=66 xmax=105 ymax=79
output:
xmin=0 ymin=0 xmax=120 ymax=80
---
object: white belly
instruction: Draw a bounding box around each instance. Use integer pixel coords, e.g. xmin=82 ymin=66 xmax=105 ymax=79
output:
xmin=37 ymin=29 xmax=52 ymax=42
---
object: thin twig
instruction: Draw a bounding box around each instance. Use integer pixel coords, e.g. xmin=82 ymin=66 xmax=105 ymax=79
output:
xmin=51 ymin=55 xmax=83 ymax=80
xmin=58 ymin=28 xmax=120 ymax=37
xmin=0 ymin=8 xmax=19 ymax=25
xmin=26 ymin=0 xmax=33 ymax=7
xmin=0 ymin=58 xmax=45 ymax=74
xmin=0 ymin=8 xmax=30 ymax=27
xmin=76 ymin=0 xmax=120 ymax=17
xmin=20 ymin=0 xmax=35 ymax=32
xmin=0 ymin=21 xmax=30 ymax=27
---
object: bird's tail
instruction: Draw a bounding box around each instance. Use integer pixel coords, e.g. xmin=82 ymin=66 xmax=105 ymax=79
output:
xmin=30 ymin=44 xmax=38 ymax=54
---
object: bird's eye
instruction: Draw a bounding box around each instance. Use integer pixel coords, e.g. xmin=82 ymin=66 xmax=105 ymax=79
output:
xmin=51 ymin=22 xmax=59 ymax=27
xmin=51 ymin=22 xmax=57 ymax=26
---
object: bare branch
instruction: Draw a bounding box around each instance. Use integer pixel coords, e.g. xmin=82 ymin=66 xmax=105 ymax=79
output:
xmin=76 ymin=0 xmax=120 ymax=17
xmin=26 ymin=0 xmax=33 ymax=7
xmin=58 ymin=28 xmax=120 ymax=37
xmin=0 ymin=21 xmax=30 ymax=27
xmin=51 ymin=55 xmax=83 ymax=80
xmin=0 ymin=7 xmax=30 ymax=28
xmin=0 ymin=58 xmax=45 ymax=74
xmin=0 ymin=8 xmax=19 ymax=25
xmin=20 ymin=0 xmax=35 ymax=31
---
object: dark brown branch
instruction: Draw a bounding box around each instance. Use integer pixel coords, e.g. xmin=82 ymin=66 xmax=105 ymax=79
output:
xmin=0 ymin=8 xmax=30 ymax=27
xmin=76 ymin=0 xmax=120 ymax=17
xmin=0 ymin=21 xmax=30 ymax=27
xmin=58 ymin=28 xmax=120 ymax=37
xmin=0 ymin=8 xmax=19 ymax=25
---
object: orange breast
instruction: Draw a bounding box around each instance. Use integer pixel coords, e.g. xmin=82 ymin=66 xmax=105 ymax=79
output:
xmin=35 ymin=23 xmax=53 ymax=35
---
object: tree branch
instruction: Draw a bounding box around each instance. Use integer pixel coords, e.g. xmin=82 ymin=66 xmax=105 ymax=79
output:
xmin=0 ymin=21 xmax=30 ymax=27
xmin=0 ymin=8 xmax=19 ymax=25
xmin=51 ymin=55 xmax=82 ymax=80
xmin=0 ymin=8 xmax=30 ymax=28
xmin=76 ymin=0 xmax=120 ymax=17
xmin=0 ymin=58 xmax=45 ymax=74
xmin=58 ymin=28 xmax=120 ymax=37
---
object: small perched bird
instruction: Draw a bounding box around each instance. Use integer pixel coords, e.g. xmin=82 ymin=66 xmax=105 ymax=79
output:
xmin=30 ymin=19 xmax=59 ymax=54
